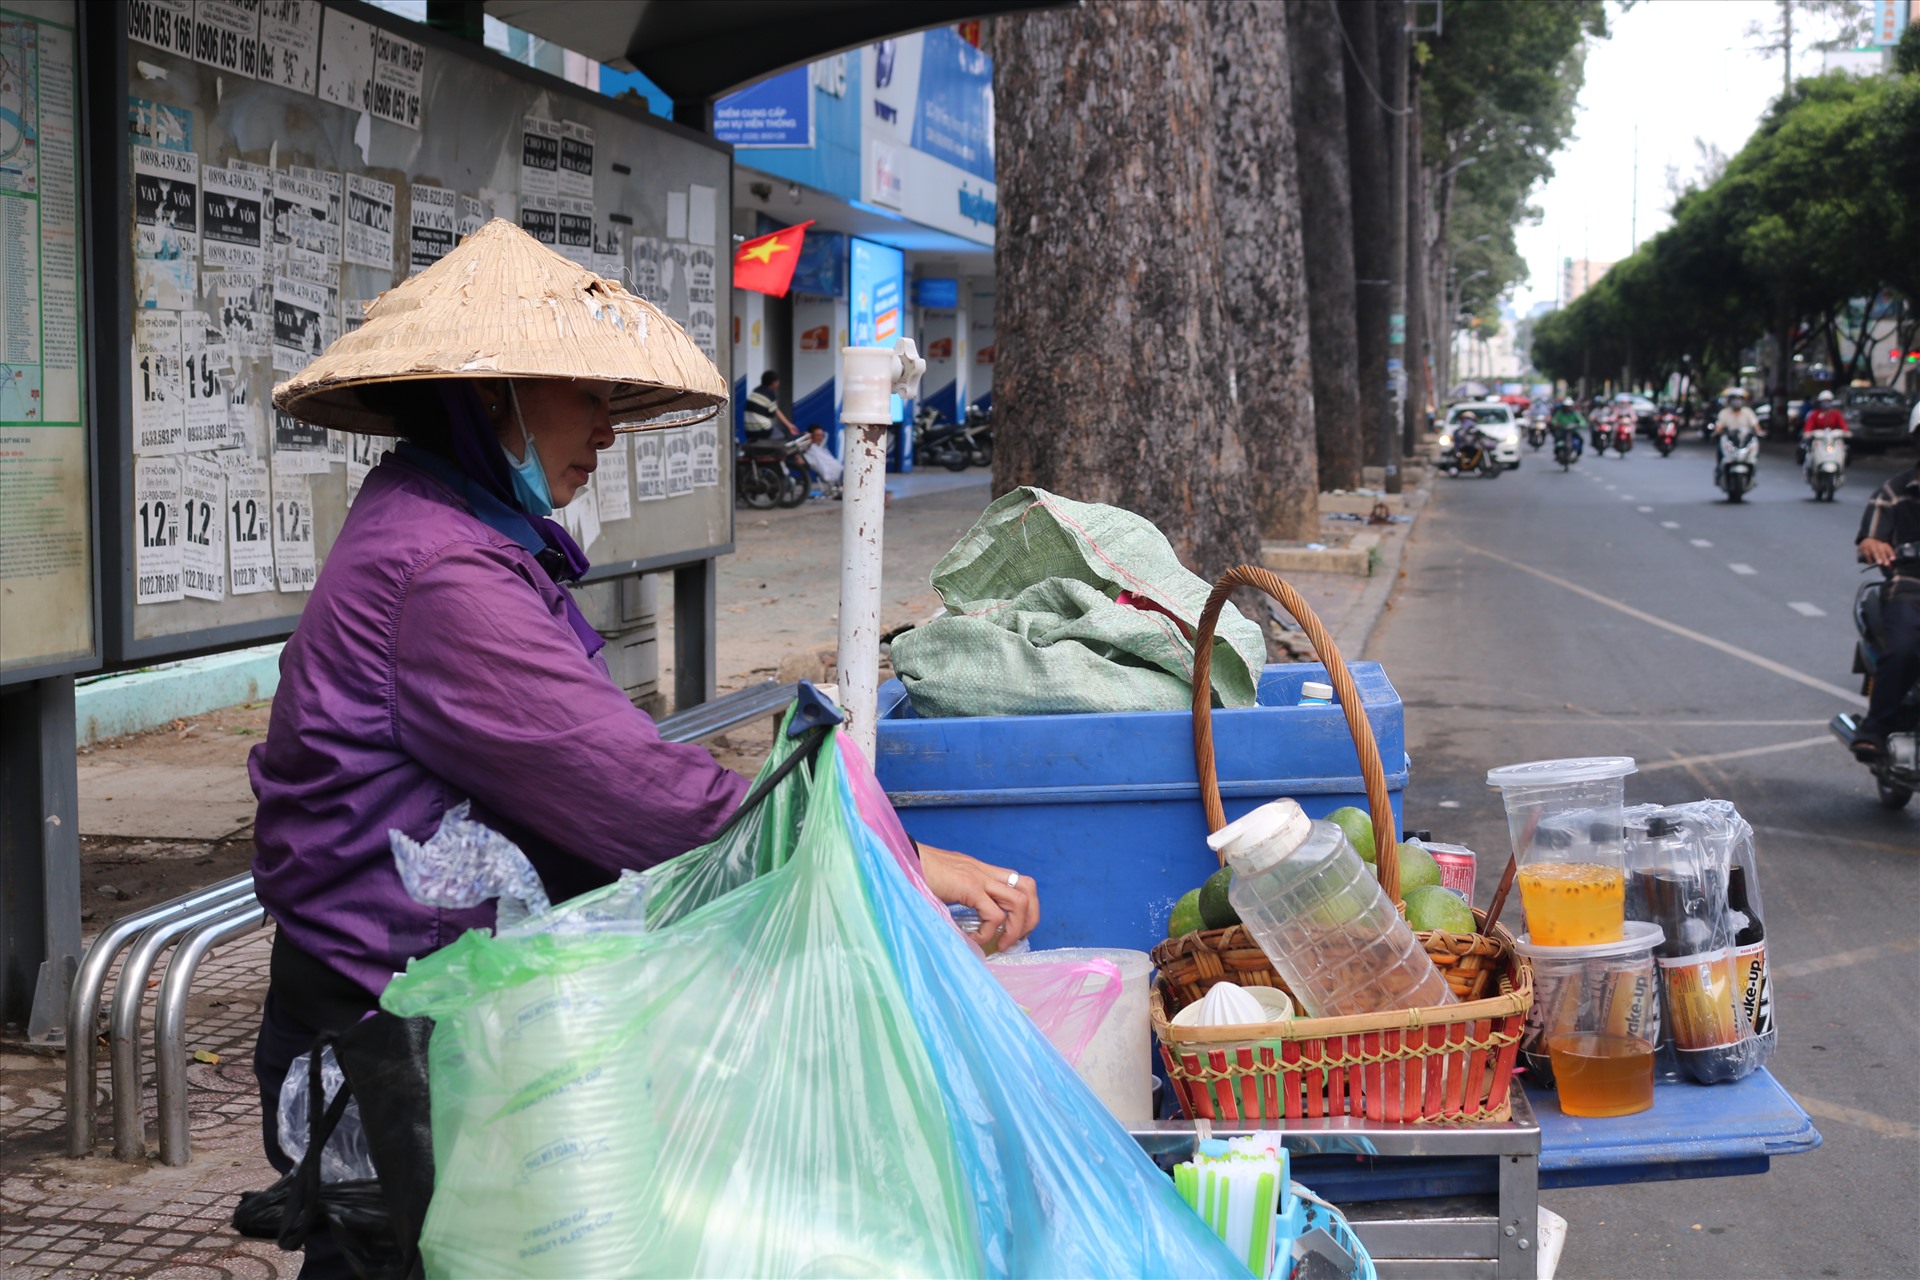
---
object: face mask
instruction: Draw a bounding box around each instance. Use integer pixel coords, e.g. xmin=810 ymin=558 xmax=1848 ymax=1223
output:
xmin=499 ymin=384 xmax=554 ymax=516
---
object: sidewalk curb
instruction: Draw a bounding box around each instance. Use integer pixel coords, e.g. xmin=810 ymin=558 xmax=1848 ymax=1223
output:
xmin=1334 ymin=460 xmax=1438 ymax=660
xmin=76 ymin=645 xmax=283 ymax=746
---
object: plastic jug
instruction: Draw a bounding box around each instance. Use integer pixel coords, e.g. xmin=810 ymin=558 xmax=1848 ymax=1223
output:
xmin=1211 ymin=799 xmax=1454 ymax=1019
xmin=990 ymin=947 xmax=1153 ymax=1123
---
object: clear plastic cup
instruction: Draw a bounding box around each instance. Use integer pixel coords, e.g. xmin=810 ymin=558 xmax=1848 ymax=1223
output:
xmin=1213 ymin=800 xmax=1454 ymax=1019
xmin=1486 ymin=757 xmax=1636 ymax=946
xmin=1515 ymin=922 xmax=1663 ymax=1116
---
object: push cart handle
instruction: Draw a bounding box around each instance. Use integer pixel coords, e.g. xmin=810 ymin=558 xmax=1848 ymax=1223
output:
xmin=1190 ymin=565 xmax=1402 ymax=905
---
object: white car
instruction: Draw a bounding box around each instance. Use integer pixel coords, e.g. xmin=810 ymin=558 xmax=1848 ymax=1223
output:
xmin=1443 ymin=402 xmax=1521 ymax=469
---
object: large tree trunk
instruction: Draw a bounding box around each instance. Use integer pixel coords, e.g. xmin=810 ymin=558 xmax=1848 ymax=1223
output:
xmin=992 ymin=1 xmax=1260 ymax=576
xmin=1209 ymin=0 xmax=1317 ymax=540
xmin=1291 ymin=0 xmax=1365 ymax=490
xmin=1343 ymin=0 xmax=1391 ymax=472
xmin=1403 ymin=68 xmax=1429 ymax=451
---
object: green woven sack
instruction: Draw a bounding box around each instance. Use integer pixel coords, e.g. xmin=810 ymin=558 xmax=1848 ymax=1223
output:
xmin=890 ymin=487 xmax=1267 ymax=716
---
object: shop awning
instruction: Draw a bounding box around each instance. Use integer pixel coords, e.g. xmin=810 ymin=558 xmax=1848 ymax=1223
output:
xmin=483 ymin=0 xmax=1065 ymax=102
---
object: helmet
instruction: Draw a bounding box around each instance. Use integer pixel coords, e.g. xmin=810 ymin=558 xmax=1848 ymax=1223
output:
xmin=1724 ymin=387 xmax=1746 ymax=401
xmin=1457 ymin=410 xmax=1478 ymax=423
xmin=1816 ymin=389 xmax=1834 ymax=404
xmin=1615 ymin=393 xmax=1631 ymax=404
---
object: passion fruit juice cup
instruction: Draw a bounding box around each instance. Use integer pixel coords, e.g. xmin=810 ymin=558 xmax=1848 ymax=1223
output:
xmin=1487 ymin=757 xmax=1637 ymax=946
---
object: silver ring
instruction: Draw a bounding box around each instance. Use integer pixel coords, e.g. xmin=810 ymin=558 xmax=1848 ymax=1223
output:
xmin=1006 ymin=871 xmax=1020 ymax=888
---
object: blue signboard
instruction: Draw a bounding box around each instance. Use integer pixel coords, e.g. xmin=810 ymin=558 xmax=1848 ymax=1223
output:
xmin=791 ymin=229 xmax=848 ymax=298
xmin=912 ymin=277 xmax=959 ymax=309
xmin=909 ymin=29 xmax=994 ymax=183
xmin=850 ymin=237 xmax=906 ymax=423
xmin=713 ymin=67 xmax=813 ymax=147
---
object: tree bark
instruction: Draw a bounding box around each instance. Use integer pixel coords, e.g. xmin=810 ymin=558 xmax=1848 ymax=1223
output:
xmin=1344 ymin=0 xmax=1391 ymax=471
xmin=992 ymin=1 xmax=1260 ymax=577
xmin=1291 ymin=0 xmax=1365 ymax=490
xmin=1209 ymin=0 xmax=1317 ymax=540
xmin=1404 ymin=67 xmax=1430 ymax=451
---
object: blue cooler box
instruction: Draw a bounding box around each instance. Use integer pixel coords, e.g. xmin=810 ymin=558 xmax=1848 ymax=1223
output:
xmin=874 ymin=662 xmax=1408 ymax=953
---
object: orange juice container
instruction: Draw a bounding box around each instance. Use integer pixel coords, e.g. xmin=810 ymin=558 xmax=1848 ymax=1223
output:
xmin=1487 ymin=758 xmax=1636 ymax=947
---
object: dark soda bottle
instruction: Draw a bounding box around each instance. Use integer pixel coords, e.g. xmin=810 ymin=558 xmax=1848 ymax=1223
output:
xmin=1727 ymin=866 xmax=1773 ymax=1042
xmin=1629 ymin=817 xmax=1746 ymax=1084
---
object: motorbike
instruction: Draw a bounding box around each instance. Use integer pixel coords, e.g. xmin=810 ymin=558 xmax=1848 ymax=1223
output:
xmin=1715 ymin=424 xmax=1759 ymax=502
xmin=1525 ymin=421 xmax=1548 ymax=450
xmin=1654 ymin=412 xmax=1680 ymax=456
xmin=735 ymin=435 xmax=810 ymax=509
xmin=1612 ymin=416 xmax=1635 ymax=454
xmin=1803 ymin=428 xmax=1847 ymax=502
xmin=1828 ymin=547 xmax=1920 ymax=810
xmin=915 ymin=408 xmax=992 ymax=472
xmin=1589 ymin=420 xmax=1610 ymax=456
xmin=1439 ymin=423 xmax=1502 ymax=478
xmin=1551 ymin=426 xmax=1583 ymax=471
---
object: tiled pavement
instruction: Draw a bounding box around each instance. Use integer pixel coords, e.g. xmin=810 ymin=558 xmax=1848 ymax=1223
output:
xmin=1 ymin=931 xmax=296 ymax=1278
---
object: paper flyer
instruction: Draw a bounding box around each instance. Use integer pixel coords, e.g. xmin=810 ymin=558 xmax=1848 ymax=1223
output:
xmin=665 ymin=427 xmax=693 ymax=497
xmin=408 ymin=183 xmax=457 ymax=273
xmin=344 ymin=172 xmax=396 ymax=269
xmin=559 ymin=121 xmax=595 ymax=199
xmin=562 ymin=479 xmax=602 ymax=551
xmin=271 ymin=407 xmax=331 ymax=472
xmin=180 ymin=453 xmax=228 ymax=601
xmin=132 ymin=309 xmax=185 ymax=455
xmin=271 ymin=465 xmax=317 ymax=592
xmin=272 ymin=170 xmax=332 ymax=258
xmin=258 ymin=1 xmax=321 ymax=96
xmin=346 ymin=432 xmax=389 ymax=502
xmin=224 ymin=363 xmax=266 ymax=457
xmin=687 ymin=183 xmax=717 ymax=246
xmin=370 ymin=24 xmax=425 ymax=130
xmin=591 ymin=222 xmax=624 ymax=282
xmin=556 ymin=197 xmax=593 ymax=266
xmin=180 ymin=310 xmax=232 ymax=452
xmin=287 ymin=166 xmax=344 ymax=260
xmin=521 ymin=117 xmax=560 ymax=196
xmin=134 ymin=455 xmax=185 ymax=604
xmin=458 ymin=194 xmax=485 ymax=237
xmin=634 ymin=430 xmax=666 ymax=501
xmin=134 ymin=144 xmax=199 ymax=308
xmin=127 ymin=0 xmax=193 ymax=58
xmin=225 ymin=454 xmax=277 ymax=594
xmin=193 ymin=1 xmax=261 ymax=79
xmin=211 ymin=270 xmax=271 ymax=360
xmin=202 ymin=165 xmax=266 ymax=271
xmin=687 ymin=248 xmax=717 ymax=360
xmin=272 ymin=274 xmax=330 ymax=372
xmin=691 ymin=420 xmax=719 ymax=488
xmin=594 ymin=437 xmax=631 ymax=522
xmin=519 ymin=193 xmax=558 ymax=247
xmin=630 ymin=237 xmax=659 ymax=301
xmin=316 ymin=7 xmax=373 ymax=113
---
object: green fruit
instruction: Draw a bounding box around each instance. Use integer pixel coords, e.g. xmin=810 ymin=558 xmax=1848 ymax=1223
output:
xmin=1327 ymin=806 xmax=1376 ymax=864
xmin=1198 ymin=867 xmax=1240 ymax=930
xmin=1168 ymin=888 xmax=1205 ymax=938
xmin=1405 ymin=884 xmax=1476 ymax=934
xmin=1396 ymin=841 xmax=1443 ymax=893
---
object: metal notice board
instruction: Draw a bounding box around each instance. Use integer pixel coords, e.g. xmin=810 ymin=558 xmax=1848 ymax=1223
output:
xmin=0 ymin=0 xmax=98 ymax=686
xmin=95 ymin=0 xmax=734 ymax=666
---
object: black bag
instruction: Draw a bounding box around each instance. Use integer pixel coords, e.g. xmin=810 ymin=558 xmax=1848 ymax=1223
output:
xmin=233 ymin=1013 xmax=434 ymax=1280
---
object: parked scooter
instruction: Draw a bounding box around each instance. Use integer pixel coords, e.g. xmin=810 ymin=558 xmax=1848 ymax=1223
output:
xmin=1803 ymin=427 xmax=1847 ymax=502
xmin=1654 ymin=411 xmax=1680 ymax=456
xmin=1439 ymin=420 xmax=1503 ymax=478
xmin=735 ymin=435 xmax=810 ymax=509
xmin=1715 ymin=422 xmax=1760 ymax=502
xmin=915 ymin=407 xmax=992 ymax=472
xmin=1612 ymin=416 xmax=1635 ymax=454
xmin=1828 ymin=547 xmax=1920 ymax=810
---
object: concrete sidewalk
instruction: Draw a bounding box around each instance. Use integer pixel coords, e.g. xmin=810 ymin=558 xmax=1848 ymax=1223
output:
xmin=1 ymin=471 xmax=1437 ymax=1277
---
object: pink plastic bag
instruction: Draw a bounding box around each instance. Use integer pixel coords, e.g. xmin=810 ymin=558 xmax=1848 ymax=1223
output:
xmin=987 ymin=957 xmax=1125 ymax=1065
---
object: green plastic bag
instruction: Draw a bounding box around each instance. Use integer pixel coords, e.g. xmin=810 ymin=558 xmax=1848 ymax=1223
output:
xmin=889 ymin=487 xmax=1267 ymax=716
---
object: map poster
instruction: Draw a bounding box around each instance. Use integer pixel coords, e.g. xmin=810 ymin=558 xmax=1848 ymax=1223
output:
xmin=202 ymin=165 xmax=265 ymax=271
xmin=134 ymin=455 xmax=185 ymax=604
xmin=408 ymin=183 xmax=456 ymax=273
xmin=180 ymin=453 xmax=227 ymax=601
xmin=225 ymin=454 xmax=275 ymax=594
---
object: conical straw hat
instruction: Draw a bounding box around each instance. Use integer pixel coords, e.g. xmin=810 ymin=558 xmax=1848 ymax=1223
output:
xmin=272 ymin=219 xmax=727 ymax=434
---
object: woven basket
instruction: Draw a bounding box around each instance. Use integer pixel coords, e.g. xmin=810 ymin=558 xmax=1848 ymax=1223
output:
xmin=1153 ymin=564 xmax=1530 ymax=1123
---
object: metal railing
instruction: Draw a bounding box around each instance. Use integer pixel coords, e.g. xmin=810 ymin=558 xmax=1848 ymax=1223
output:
xmin=65 ymin=681 xmax=802 ymax=1162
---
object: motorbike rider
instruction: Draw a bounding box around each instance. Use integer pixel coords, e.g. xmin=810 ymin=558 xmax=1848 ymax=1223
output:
xmin=1548 ymin=399 xmax=1586 ymax=457
xmin=1851 ymin=433 xmax=1920 ymax=764
xmin=1712 ymin=389 xmax=1760 ymax=484
xmin=1800 ymin=388 xmax=1849 ymax=465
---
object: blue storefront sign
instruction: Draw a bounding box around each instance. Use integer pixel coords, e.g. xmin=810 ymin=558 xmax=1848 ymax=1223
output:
xmin=908 ymin=30 xmax=994 ymax=183
xmin=912 ymin=277 xmax=959 ymax=309
xmin=713 ymin=67 xmax=813 ymax=148
xmin=791 ymin=229 xmax=848 ymax=298
xmin=850 ymin=237 xmax=908 ymax=439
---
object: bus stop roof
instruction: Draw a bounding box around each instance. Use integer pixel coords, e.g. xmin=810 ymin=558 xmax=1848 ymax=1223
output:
xmin=484 ymin=0 xmax=1061 ymax=102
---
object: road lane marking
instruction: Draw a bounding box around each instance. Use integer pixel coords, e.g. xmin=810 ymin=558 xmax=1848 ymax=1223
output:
xmin=1638 ymin=506 xmax=1654 ymax=512
xmin=1661 ymin=521 xmax=1680 ymax=529
xmin=1690 ymin=539 xmax=1713 ymax=547
xmin=1773 ymin=937 xmax=1920 ymax=980
xmin=1753 ymin=825 xmax=1919 ymax=856
xmin=1458 ymin=545 xmax=1867 ymax=707
xmin=1621 ymin=494 xmax=1635 ymax=501
xmin=1604 ymin=484 xmax=1617 ymax=490
xmin=1637 ymin=736 xmax=1831 ymax=772
xmin=1788 ymin=601 xmax=1826 ymax=617
xmin=1794 ymin=1096 xmax=1920 ymax=1142
xmin=1729 ymin=563 xmax=1758 ymax=575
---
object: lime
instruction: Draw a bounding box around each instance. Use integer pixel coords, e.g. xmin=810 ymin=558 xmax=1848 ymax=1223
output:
xmin=1396 ymin=841 xmax=1443 ymax=893
xmin=1198 ymin=866 xmax=1240 ymax=930
xmin=1327 ymin=806 xmax=1376 ymax=863
xmin=1168 ymin=888 xmax=1205 ymax=938
xmin=1405 ymin=884 xmax=1476 ymax=934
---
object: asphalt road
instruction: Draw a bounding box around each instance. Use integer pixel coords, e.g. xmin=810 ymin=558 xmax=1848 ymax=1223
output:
xmin=1369 ymin=431 xmax=1919 ymax=1280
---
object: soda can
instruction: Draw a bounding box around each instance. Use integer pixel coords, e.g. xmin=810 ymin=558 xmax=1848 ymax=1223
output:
xmin=1425 ymin=842 xmax=1477 ymax=899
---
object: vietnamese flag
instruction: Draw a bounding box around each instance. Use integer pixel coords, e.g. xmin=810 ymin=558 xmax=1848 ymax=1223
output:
xmin=733 ymin=220 xmax=813 ymax=297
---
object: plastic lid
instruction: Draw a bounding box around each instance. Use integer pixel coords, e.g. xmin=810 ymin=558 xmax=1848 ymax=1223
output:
xmin=1207 ymin=798 xmax=1314 ymax=876
xmin=1513 ymin=920 xmax=1664 ymax=959
xmin=1486 ymin=757 xmax=1637 ymax=788
xmin=1300 ymin=681 xmax=1334 ymax=701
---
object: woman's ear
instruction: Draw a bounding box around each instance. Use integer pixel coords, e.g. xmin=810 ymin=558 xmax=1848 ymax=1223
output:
xmin=475 ymin=379 xmax=510 ymax=431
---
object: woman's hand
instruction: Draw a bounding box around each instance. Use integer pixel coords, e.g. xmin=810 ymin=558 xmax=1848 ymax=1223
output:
xmin=916 ymin=843 xmax=1040 ymax=948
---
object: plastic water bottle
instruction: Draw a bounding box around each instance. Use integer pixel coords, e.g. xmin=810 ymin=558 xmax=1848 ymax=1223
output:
xmin=1211 ymin=800 xmax=1455 ymax=1019
xmin=1297 ymin=681 xmax=1334 ymax=707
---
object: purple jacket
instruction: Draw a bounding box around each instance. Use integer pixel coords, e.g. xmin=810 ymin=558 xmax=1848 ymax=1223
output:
xmin=250 ymin=453 xmax=747 ymax=997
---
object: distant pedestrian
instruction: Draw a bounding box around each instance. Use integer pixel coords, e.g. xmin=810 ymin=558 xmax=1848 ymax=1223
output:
xmin=743 ymin=370 xmax=800 ymax=441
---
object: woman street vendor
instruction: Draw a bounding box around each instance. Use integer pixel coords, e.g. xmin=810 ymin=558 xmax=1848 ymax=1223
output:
xmin=250 ymin=221 xmax=1038 ymax=1270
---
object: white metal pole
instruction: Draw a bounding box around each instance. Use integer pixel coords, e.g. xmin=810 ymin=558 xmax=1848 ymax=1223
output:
xmin=836 ymin=424 xmax=890 ymax=761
